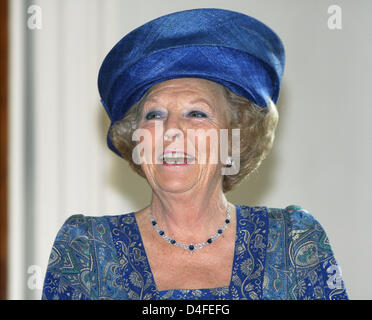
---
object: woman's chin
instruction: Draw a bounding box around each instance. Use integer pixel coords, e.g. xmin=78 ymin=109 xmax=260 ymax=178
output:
xmin=155 ymin=176 xmax=197 ymax=193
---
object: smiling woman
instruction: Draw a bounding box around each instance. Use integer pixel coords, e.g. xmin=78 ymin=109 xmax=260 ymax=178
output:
xmin=110 ymin=78 xmax=278 ymax=193
xmin=41 ymin=8 xmax=348 ymax=300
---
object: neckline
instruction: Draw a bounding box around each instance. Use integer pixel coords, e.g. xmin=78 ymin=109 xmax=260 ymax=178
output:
xmin=131 ymin=204 xmax=241 ymax=295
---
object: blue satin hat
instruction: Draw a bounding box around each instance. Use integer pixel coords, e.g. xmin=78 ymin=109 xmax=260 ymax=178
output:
xmin=98 ymin=8 xmax=285 ymax=157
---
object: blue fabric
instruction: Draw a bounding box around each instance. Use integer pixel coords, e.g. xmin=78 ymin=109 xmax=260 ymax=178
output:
xmin=97 ymin=8 xmax=285 ymax=157
xmin=42 ymin=205 xmax=348 ymax=300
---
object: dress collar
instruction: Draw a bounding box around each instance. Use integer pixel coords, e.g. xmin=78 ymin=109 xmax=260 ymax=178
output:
xmin=108 ymin=204 xmax=269 ymax=299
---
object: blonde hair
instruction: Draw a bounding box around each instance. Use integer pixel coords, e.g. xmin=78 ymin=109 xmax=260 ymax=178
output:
xmin=108 ymin=84 xmax=278 ymax=193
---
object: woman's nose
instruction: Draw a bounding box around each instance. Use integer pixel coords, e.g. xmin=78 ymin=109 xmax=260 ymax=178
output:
xmin=163 ymin=113 xmax=184 ymax=141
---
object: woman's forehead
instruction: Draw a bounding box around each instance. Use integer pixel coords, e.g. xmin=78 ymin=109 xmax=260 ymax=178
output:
xmin=142 ymin=78 xmax=231 ymax=124
xmin=146 ymin=78 xmax=224 ymax=101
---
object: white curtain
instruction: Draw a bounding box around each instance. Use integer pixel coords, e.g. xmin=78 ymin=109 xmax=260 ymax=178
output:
xmin=8 ymin=0 xmax=155 ymax=299
xmin=8 ymin=0 xmax=372 ymax=299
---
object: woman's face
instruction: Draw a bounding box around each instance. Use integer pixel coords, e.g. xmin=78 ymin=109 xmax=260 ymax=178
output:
xmin=136 ymin=78 xmax=230 ymax=194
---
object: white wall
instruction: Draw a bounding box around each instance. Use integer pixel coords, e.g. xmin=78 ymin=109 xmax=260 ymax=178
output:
xmin=8 ymin=0 xmax=372 ymax=299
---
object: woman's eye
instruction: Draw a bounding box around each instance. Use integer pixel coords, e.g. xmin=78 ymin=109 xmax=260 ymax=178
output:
xmin=188 ymin=110 xmax=208 ymax=118
xmin=145 ymin=111 xmax=162 ymax=120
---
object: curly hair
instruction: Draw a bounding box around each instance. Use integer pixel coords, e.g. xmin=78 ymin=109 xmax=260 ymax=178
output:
xmin=108 ymin=83 xmax=278 ymax=193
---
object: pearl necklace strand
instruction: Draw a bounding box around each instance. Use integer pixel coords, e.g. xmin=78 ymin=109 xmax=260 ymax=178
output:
xmin=149 ymin=205 xmax=231 ymax=254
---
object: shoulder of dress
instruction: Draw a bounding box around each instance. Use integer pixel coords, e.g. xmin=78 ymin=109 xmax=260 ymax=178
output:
xmin=54 ymin=214 xmax=89 ymax=240
xmin=266 ymin=205 xmax=333 ymax=255
xmin=265 ymin=205 xmax=329 ymax=244
xmin=55 ymin=214 xmax=117 ymax=241
xmin=266 ymin=205 xmax=319 ymax=228
xmin=283 ymin=205 xmax=321 ymax=231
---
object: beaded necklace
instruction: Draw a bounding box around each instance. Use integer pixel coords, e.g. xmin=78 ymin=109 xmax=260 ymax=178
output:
xmin=149 ymin=205 xmax=231 ymax=254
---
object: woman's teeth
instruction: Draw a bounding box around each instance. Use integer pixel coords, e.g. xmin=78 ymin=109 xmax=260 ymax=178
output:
xmin=162 ymin=152 xmax=193 ymax=164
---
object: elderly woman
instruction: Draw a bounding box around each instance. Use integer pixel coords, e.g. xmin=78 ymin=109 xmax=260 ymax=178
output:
xmin=42 ymin=8 xmax=348 ymax=300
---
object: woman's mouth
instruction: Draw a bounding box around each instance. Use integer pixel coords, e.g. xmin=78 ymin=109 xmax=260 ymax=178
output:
xmin=160 ymin=151 xmax=195 ymax=166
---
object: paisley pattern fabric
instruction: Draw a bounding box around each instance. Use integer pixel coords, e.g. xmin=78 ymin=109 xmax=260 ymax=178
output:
xmin=42 ymin=205 xmax=348 ymax=300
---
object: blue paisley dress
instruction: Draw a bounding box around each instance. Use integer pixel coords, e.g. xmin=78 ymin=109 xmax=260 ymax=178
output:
xmin=42 ymin=205 xmax=348 ymax=300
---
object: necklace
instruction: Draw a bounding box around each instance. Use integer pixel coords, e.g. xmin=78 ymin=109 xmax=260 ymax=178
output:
xmin=149 ymin=205 xmax=231 ymax=254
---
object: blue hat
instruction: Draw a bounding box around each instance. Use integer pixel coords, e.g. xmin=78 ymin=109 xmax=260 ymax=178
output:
xmin=98 ymin=8 xmax=285 ymax=157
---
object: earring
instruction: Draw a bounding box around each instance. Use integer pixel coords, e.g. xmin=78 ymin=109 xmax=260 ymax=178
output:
xmin=226 ymin=156 xmax=233 ymax=167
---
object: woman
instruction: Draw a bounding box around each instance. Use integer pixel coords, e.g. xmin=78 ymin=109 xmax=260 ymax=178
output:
xmin=42 ymin=8 xmax=348 ymax=300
